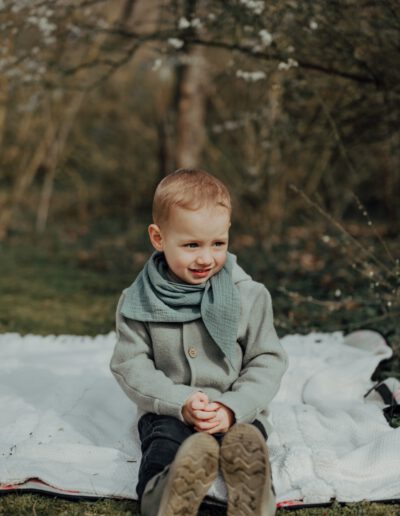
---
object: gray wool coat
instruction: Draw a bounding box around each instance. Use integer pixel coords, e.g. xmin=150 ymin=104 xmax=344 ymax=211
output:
xmin=110 ymin=261 xmax=288 ymax=436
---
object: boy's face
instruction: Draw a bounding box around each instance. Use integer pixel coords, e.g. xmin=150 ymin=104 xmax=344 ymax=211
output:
xmin=148 ymin=204 xmax=230 ymax=284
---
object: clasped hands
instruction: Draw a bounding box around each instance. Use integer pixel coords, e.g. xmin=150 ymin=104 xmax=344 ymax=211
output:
xmin=182 ymin=391 xmax=234 ymax=434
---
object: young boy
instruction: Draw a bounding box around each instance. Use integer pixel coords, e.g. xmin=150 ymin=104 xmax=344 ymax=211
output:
xmin=110 ymin=169 xmax=288 ymax=516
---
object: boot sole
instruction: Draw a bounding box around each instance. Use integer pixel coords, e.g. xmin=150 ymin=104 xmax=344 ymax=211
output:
xmin=157 ymin=432 xmax=219 ymax=516
xmin=220 ymin=423 xmax=274 ymax=516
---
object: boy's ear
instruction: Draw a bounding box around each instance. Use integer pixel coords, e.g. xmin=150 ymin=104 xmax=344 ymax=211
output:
xmin=148 ymin=224 xmax=164 ymax=251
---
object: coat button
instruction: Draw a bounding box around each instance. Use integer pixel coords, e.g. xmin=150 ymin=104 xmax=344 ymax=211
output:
xmin=188 ymin=346 xmax=198 ymax=358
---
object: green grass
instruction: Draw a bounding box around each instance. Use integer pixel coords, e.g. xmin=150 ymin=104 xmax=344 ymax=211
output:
xmin=0 ymin=235 xmax=399 ymax=515
xmin=0 ymin=494 xmax=399 ymax=515
xmin=0 ymin=240 xmax=135 ymax=335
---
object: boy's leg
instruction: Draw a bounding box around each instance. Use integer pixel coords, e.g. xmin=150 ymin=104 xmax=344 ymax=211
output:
xmin=220 ymin=423 xmax=276 ymax=516
xmin=137 ymin=413 xmax=194 ymax=499
xmin=137 ymin=414 xmax=219 ymax=516
xmin=143 ymin=431 xmax=219 ymax=516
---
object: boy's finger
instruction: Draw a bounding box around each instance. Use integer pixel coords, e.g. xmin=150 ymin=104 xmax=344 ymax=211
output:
xmin=206 ymin=423 xmax=228 ymax=435
xmin=195 ymin=392 xmax=209 ymax=404
xmin=193 ymin=409 xmax=217 ymax=420
xmin=204 ymin=402 xmax=220 ymax=411
xmin=196 ymin=415 xmax=219 ymax=426
xmin=194 ymin=419 xmax=220 ymax=431
xmin=191 ymin=400 xmax=207 ymax=410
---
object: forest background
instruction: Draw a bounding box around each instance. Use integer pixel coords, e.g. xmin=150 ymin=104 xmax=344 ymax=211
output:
xmin=0 ymin=0 xmax=399 ymax=514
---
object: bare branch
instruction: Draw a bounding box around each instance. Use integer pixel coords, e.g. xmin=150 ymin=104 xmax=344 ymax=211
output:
xmin=77 ymin=22 xmax=382 ymax=86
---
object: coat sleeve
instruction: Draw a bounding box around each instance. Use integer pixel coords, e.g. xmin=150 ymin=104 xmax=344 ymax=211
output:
xmin=214 ymin=284 xmax=288 ymax=423
xmin=110 ymin=293 xmax=196 ymax=420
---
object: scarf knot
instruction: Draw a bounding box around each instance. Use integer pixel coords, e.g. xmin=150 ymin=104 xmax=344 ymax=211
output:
xmin=121 ymin=252 xmax=241 ymax=365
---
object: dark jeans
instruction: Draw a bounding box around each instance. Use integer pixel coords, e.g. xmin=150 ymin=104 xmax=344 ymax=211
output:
xmin=136 ymin=413 xmax=267 ymax=500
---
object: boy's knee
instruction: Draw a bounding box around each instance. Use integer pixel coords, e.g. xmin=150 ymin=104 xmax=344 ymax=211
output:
xmin=139 ymin=414 xmax=193 ymax=445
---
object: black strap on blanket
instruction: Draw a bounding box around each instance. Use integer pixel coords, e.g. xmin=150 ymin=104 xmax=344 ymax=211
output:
xmin=375 ymin=383 xmax=397 ymax=405
xmin=364 ymin=381 xmax=400 ymax=426
xmin=383 ymin=404 xmax=400 ymax=424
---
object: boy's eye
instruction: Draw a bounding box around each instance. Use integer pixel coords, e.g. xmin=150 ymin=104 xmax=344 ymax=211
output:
xmin=185 ymin=243 xmax=198 ymax=248
xmin=214 ymin=241 xmax=226 ymax=247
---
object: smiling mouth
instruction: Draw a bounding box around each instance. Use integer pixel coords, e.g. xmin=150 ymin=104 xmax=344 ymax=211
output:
xmin=189 ymin=268 xmax=212 ymax=274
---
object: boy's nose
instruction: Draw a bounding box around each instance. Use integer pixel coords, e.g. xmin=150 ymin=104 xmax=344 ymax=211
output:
xmin=196 ymin=249 xmax=213 ymax=266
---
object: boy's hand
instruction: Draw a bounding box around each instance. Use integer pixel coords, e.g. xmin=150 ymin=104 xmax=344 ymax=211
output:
xmin=182 ymin=393 xmax=235 ymax=434
xmin=182 ymin=391 xmax=219 ymax=429
xmin=198 ymin=402 xmax=235 ymax=434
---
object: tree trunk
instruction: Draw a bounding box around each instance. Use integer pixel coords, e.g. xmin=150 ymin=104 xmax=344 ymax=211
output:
xmin=175 ymin=46 xmax=208 ymax=169
xmin=0 ymin=36 xmax=12 ymax=151
xmin=35 ymin=92 xmax=85 ymax=233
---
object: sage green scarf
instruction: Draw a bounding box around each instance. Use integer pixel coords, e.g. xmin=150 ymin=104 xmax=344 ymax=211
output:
xmin=121 ymin=251 xmax=240 ymax=365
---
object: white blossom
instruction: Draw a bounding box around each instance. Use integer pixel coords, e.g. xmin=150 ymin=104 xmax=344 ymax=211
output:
xmin=152 ymin=58 xmax=162 ymax=71
xmin=259 ymin=29 xmax=272 ymax=47
xmin=11 ymin=3 xmax=23 ymax=13
xmin=213 ymin=119 xmax=242 ymax=134
xmin=334 ymin=289 xmax=341 ymax=297
xmin=68 ymin=24 xmax=82 ymax=36
xmin=309 ymin=20 xmax=318 ymax=30
xmin=191 ymin=18 xmax=202 ymax=29
xmin=38 ymin=17 xmax=56 ymax=35
xmin=5 ymin=67 xmax=21 ymax=78
xmin=178 ymin=17 xmax=190 ymax=29
xmin=278 ymin=58 xmax=298 ymax=71
xmin=97 ymin=19 xmax=110 ymax=29
xmin=240 ymin=0 xmax=265 ymax=15
xmin=213 ymin=107 xmax=274 ymax=135
xmin=26 ymin=59 xmax=38 ymax=71
xmin=27 ymin=14 xmax=57 ymax=37
xmin=236 ymin=69 xmax=266 ymax=82
xmin=168 ymin=38 xmax=184 ymax=49
xmin=178 ymin=16 xmax=202 ymax=30
xmin=225 ymin=121 xmax=239 ymax=130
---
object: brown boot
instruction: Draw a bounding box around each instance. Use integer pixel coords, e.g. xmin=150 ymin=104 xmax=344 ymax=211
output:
xmin=220 ymin=423 xmax=276 ymax=516
xmin=141 ymin=432 xmax=219 ymax=516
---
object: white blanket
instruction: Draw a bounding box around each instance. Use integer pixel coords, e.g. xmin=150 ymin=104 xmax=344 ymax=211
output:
xmin=0 ymin=330 xmax=399 ymax=507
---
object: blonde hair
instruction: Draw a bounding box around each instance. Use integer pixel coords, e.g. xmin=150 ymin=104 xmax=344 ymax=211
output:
xmin=152 ymin=169 xmax=231 ymax=226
